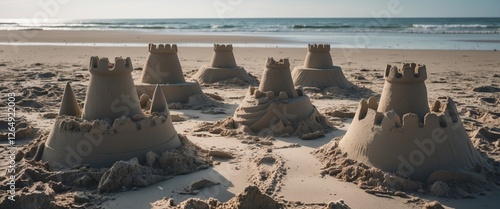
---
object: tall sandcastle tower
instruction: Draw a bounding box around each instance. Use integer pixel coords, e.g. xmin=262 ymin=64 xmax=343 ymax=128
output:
xmin=335 ymin=63 xmax=489 ymax=181
xmin=136 ymin=44 xmax=215 ymax=108
xmin=193 ymin=44 xmax=256 ymax=84
xmin=231 ymin=58 xmax=329 ymax=136
xmin=292 ymin=44 xmax=353 ymax=88
xmin=42 ymin=57 xmax=182 ymax=168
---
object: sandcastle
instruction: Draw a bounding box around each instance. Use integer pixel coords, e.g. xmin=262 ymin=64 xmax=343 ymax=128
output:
xmin=41 ymin=57 xmax=181 ymax=168
xmin=292 ymin=44 xmax=353 ymax=88
xmin=193 ymin=44 xmax=256 ymax=84
xmin=338 ymin=63 xmax=490 ymax=181
xmin=231 ymin=58 xmax=328 ymax=136
xmin=135 ymin=44 xmax=215 ymax=108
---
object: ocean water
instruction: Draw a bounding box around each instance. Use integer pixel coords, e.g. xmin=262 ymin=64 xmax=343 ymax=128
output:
xmin=1 ymin=18 xmax=500 ymax=50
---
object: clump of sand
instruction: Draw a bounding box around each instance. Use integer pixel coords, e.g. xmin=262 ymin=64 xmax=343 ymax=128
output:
xmin=151 ymin=185 xmax=351 ymax=209
xmin=0 ymin=133 xmax=211 ymax=208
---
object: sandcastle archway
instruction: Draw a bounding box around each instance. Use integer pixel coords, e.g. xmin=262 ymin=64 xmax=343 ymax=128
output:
xmin=231 ymin=57 xmax=329 ymax=136
xmin=337 ymin=63 xmax=490 ymax=181
xmin=135 ymin=44 xmax=215 ymax=108
xmin=292 ymin=44 xmax=354 ymax=88
xmin=193 ymin=44 xmax=256 ymax=84
xmin=42 ymin=57 xmax=181 ymax=168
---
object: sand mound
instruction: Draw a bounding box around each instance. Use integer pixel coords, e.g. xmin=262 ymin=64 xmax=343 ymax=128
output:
xmin=201 ymin=58 xmax=331 ymax=137
xmin=292 ymin=44 xmax=354 ymax=89
xmin=41 ymin=57 xmax=182 ymax=169
xmin=315 ymin=63 xmax=500 ymax=198
xmin=136 ymin=44 xmax=218 ymax=109
xmin=151 ymin=185 xmax=351 ymax=209
xmin=193 ymin=44 xmax=258 ymax=85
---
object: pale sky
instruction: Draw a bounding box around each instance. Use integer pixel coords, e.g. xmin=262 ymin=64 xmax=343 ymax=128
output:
xmin=0 ymin=0 xmax=499 ymax=19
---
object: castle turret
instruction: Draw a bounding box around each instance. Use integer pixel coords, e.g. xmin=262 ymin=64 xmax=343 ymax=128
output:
xmin=259 ymin=58 xmax=298 ymax=98
xmin=192 ymin=44 xmax=257 ymax=84
xmin=377 ymin=63 xmax=429 ymax=121
xmin=135 ymin=44 xmax=217 ymax=108
xmin=304 ymin=44 xmax=333 ymax=69
xmin=83 ymin=57 xmax=144 ymax=122
xmin=210 ymin=44 xmax=237 ymax=68
xmin=140 ymin=44 xmax=186 ymax=84
xmin=59 ymin=82 xmax=82 ymax=117
xmin=292 ymin=44 xmax=354 ymax=88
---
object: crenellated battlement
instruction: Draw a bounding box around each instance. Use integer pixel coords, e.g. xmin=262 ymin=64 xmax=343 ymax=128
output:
xmin=214 ymin=44 xmax=233 ymax=51
xmin=57 ymin=112 xmax=169 ymax=134
xmin=89 ymin=56 xmax=133 ymax=75
xmin=308 ymin=44 xmax=330 ymax=52
xmin=384 ymin=63 xmax=427 ymax=82
xmin=266 ymin=57 xmax=290 ymax=69
xmin=148 ymin=44 xmax=178 ymax=54
xmin=356 ymin=97 xmax=460 ymax=130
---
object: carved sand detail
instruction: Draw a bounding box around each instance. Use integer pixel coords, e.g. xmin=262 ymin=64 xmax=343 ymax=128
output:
xmin=337 ymin=63 xmax=490 ymax=181
xmin=292 ymin=44 xmax=354 ymax=88
xmin=42 ymin=57 xmax=182 ymax=168
xmin=231 ymin=57 xmax=330 ymax=136
xmin=193 ymin=44 xmax=257 ymax=84
xmin=136 ymin=44 xmax=216 ymax=108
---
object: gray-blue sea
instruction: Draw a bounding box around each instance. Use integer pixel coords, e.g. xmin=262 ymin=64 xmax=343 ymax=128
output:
xmin=2 ymin=18 xmax=500 ymax=50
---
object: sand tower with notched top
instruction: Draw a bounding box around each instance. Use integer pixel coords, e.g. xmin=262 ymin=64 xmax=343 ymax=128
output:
xmin=337 ymin=63 xmax=489 ymax=181
xmin=193 ymin=44 xmax=256 ymax=84
xmin=292 ymin=44 xmax=353 ymax=88
xmin=41 ymin=57 xmax=181 ymax=168
xmin=135 ymin=44 xmax=215 ymax=107
xmin=232 ymin=57 xmax=328 ymax=136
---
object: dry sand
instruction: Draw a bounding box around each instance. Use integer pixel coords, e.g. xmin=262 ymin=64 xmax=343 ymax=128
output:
xmin=0 ymin=30 xmax=499 ymax=209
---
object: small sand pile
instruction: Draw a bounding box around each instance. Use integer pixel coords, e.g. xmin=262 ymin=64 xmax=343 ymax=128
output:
xmin=315 ymin=63 xmax=500 ymax=198
xmin=193 ymin=44 xmax=258 ymax=85
xmin=0 ymin=133 xmax=210 ymax=208
xmin=292 ymin=44 xmax=354 ymax=89
xmin=135 ymin=44 xmax=218 ymax=109
xmin=197 ymin=58 xmax=331 ymax=137
xmin=151 ymin=186 xmax=351 ymax=209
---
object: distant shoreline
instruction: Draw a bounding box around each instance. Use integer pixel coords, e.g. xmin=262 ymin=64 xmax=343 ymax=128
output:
xmin=1 ymin=29 xmax=500 ymax=51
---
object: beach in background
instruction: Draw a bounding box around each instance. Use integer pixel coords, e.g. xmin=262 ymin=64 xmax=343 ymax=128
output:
xmin=2 ymin=18 xmax=500 ymax=50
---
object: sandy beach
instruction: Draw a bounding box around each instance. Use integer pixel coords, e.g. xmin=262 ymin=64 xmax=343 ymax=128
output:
xmin=0 ymin=30 xmax=499 ymax=209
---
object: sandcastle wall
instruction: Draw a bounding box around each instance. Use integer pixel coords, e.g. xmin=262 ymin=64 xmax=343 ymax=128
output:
xmin=259 ymin=58 xmax=298 ymax=98
xmin=303 ymin=44 xmax=334 ymax=69
xmin=337 ymin=63 xmax=489 ymax=181
xmin=210 ymin=44 xmax=237 ymax=68
xmin=377 ymin=63 xmax=429 ymax=121
xmin=292 ymin=44 xmax=354 ymax=88
xmin=42 ymin=57 xmax=182 ymax=168
xmin=83 ymin=57 xmax=144 ymax=122
xmin=140 ymin=44 xmax=186 ymax=84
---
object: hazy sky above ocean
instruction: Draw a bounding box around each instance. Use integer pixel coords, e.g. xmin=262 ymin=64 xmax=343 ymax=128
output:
xmin=1 ymin=0 xmax=499 ymax=19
